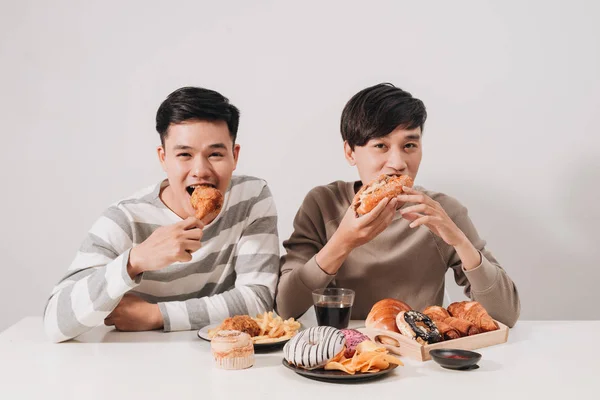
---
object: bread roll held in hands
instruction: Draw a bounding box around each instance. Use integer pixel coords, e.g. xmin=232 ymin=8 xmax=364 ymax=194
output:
xmin=190 ymin=185 xmax=224 ymax=222
xmin=365 ymin=298 xmax=411 ymax=333
xmin=352 ymin=174 xmax=414 ymax=217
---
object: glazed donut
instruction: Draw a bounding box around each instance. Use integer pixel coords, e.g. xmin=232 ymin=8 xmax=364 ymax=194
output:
xmin=352 ymin=174 xmax=414 ymax=216
xmin=283 ymin=326 xmax=346 ymax=370
xmin=396 ymin=310 xmax=442 ymax=345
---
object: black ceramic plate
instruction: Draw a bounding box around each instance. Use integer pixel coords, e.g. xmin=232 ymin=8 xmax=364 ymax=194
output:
xmin=281 ymin=359 xmax=398 ymax=382
xmin=197 ymin=324 xmax=293 ymax=351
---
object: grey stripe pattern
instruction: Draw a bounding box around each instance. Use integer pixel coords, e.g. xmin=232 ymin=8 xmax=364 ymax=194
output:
xmin=44 ymin=175 xmax=280 ymax=341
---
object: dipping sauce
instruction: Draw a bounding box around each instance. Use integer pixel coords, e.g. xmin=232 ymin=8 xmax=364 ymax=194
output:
xmin=444 ymin=355 xmax=470 ymax=360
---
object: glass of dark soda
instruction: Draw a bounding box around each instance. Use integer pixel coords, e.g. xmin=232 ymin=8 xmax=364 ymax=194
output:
xmin=312 ymin=288 xmax=355 ymax=329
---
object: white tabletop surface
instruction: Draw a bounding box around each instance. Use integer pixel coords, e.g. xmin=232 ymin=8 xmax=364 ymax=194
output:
xmin=0 ymin=318 xmax=598 ymax=399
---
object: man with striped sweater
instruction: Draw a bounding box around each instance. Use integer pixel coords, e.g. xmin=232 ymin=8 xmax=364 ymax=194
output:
xmin=44 ymin=87 xmax=280 ymax=342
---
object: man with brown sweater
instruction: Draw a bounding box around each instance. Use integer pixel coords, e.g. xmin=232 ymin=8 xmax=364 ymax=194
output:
xmin=276 ymin=83 xmax=520 ymax=327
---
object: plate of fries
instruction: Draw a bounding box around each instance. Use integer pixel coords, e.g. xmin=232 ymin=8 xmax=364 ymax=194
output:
xmin=197 ymin=311 xmax=302 ymax=350
xmin=282 ymin=341 xmax=403 ymax=382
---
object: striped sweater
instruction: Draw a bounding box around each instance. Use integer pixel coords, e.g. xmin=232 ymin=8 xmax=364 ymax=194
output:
xmin=44 ymin=175 xmax=280 ymax=342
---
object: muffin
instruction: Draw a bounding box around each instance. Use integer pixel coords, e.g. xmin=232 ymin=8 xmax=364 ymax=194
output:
xmin=210 ymin=330 xmax=254 ymax=370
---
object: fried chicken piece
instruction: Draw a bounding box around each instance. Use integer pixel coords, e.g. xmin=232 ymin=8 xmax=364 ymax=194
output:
xmin=190 ymin=185 xmax=224 ymax=221
xmin=220 ymin=315 xmax=261 ymax=337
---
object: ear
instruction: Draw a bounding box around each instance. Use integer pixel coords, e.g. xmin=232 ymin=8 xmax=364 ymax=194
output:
xmin=232 ymin=144 xmax=241 ymax=171
xmin=343 ymin=141 xmax=356 ymax=166
xmin=157 ymin=145 xmax=167 ymax=172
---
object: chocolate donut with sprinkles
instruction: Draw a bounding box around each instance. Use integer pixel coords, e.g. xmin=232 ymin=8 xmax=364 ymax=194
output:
xmin=283 ymin=326 xmax=346 ymax=370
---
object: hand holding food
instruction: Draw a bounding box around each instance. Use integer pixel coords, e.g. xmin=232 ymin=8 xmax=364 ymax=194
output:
xmin=128 ymin=217 xmax=204 ymax=275
xmin=352 ymin=174 xmax=414 ymax=216
xmin=398 ymin=186 xmax=470 ymax=247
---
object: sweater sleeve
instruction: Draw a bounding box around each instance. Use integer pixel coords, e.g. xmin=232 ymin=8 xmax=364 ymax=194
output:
xmin=444 ymin=206 xmax=521 ymax=327
xmin=275 ymin=188 xmax=336 ymax=319
xmin=157 ymin=184 xmax=280 ymax=331
xmin=43 ymin=206 xmax=141 ymax=342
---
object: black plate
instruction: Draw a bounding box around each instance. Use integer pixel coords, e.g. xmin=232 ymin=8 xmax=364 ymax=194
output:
xmin=197 ymin=324 xmax=292 ymax=351
xmin=429 ymin=349 xmax=481 ymax=370
xmin=281 ymin=359 xmax=398 ymax=383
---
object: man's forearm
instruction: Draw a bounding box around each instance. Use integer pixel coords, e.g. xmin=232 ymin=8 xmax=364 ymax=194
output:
xmin=315 ymin=233 xmax=353 ymax=275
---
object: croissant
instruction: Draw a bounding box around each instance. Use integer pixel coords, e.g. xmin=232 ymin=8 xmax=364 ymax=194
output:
xmin=444 ymin=317 xmax=480 ymax=336
xmin=447 ymin=301 xmax=498 ymax=332
xmin=434 ymin=320 xmax=461 ymax=340
xmin=365 ymin=298 xmax=412 ymax=332
xmin=352 ymin=174 xmax=414 ymax=216
xmin=423 ymin=306 xmax=451 ymax=323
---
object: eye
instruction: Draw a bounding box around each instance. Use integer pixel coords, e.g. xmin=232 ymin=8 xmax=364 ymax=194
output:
xmin=209 ymin=152 xmax=224 ymax=158
xmin=177 ymin=153 xmax=192 ymax=158
xmin=373 ymin=143 xmax=387 ymax=149
xmin=405 ymin=143 xmax=418 ymax=150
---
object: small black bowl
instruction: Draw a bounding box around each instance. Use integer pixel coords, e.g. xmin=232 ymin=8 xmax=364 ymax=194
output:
xmin=429 ymin=349 xmax=481 ymax=370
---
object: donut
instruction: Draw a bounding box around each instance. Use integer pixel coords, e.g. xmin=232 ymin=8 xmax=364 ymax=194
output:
xmin=352 ymin=174 xmax=414 ymax=216
xmin=283 ymin=326 xmax=346 ymax=370
xmin=340 ymin=329 xmax=370 ymax=358
xmin=396 ymin=310 xmax=442 ymax=345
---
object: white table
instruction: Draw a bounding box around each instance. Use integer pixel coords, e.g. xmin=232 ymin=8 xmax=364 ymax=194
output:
xmin=0 ymin=318 xmax=598 ymax=399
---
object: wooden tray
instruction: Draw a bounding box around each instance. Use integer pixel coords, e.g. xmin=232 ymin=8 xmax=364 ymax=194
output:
xmin=357 ymin=321 xmax=509 ymax=361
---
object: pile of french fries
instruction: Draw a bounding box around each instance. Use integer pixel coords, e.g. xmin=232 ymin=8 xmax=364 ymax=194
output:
xmin=251 ymin=311 xmax=301 ymax=344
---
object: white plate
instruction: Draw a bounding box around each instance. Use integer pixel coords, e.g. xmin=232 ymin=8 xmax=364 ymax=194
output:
xmin=197 ymin=323 xmax=299 ymax=350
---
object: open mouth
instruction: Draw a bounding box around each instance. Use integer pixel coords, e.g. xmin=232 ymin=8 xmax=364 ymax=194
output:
xmin=186 ymin=184 xmax=216 ymax=196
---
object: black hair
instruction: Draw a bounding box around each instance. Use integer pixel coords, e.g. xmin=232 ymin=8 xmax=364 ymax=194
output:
xmin=341 ymin=83 xmax=427 ymax=149
xmin=155 ymin=86 xmax=240 ymax=146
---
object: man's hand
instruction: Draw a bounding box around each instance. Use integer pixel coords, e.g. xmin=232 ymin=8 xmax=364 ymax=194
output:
xmin=104 ymin=294 xmax=164 ymax=331
xmin=335 ymin=196 xmax=398 ymax=250
xmin=398 ymin=186 xmax=481 ymax=270
xmin=127 ymin=217 xmax=204 ymax=278
xmin=316 ymin=197 xmax=398 ymax=275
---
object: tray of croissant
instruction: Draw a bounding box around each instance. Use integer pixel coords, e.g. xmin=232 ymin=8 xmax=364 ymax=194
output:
xmin=357 ymin=299 xmax=509 ymax=361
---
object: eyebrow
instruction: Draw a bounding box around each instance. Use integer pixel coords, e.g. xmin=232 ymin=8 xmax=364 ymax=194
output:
xmin=172 ymin=143 xmax=228 ymax=151
xmin=404 ymin=134 xmax=422 ymax=141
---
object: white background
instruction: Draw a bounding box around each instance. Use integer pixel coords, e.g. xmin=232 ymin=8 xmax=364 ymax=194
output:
xmin=1 ymin=0 xmax=598 ymax=332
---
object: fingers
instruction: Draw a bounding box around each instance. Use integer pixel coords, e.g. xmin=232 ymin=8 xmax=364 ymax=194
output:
xmin=183 ymin=227 xmax=204 ymax=241
xmin=358 ymin=197 xmax=393 ymax=225
xmin=178 ymin=217 xmax=205 ymax=231
xmin=407 ymin=215 xmax=438 ymax=229
xmin=104 ymin=316 xmax=114 ymax=326
xmin=400 ymin=212 xmax=423 ymax=222
xmin=401 ymin=203 xmax=434 ymax=216
xmin=396 ymin=186 xmax=434 ymax=206
xmin=183 ymin=239 xmax=202 ymax=254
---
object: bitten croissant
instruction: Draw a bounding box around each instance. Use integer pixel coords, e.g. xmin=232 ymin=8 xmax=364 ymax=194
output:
xmin=447 ymin=301 xmax=498 ymax=332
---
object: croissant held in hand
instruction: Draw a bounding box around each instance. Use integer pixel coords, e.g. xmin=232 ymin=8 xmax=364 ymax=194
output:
xmin=447 ymin=301 xmax=498 ymax=332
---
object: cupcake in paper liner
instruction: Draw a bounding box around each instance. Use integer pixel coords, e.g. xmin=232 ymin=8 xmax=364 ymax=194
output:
xmin=210 ymin=330 xmax=254 ymax=370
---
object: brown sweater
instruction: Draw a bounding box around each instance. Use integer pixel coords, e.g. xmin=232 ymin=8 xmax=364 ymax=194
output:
xmin=275 ymin=181 xmax=521 ymax=327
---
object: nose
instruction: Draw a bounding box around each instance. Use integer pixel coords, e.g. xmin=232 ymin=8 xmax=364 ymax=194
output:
xmin=386 ymin=147 xmax=408 ymax=173
xmin=191 ymin=156 xmax=214 ymax=179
